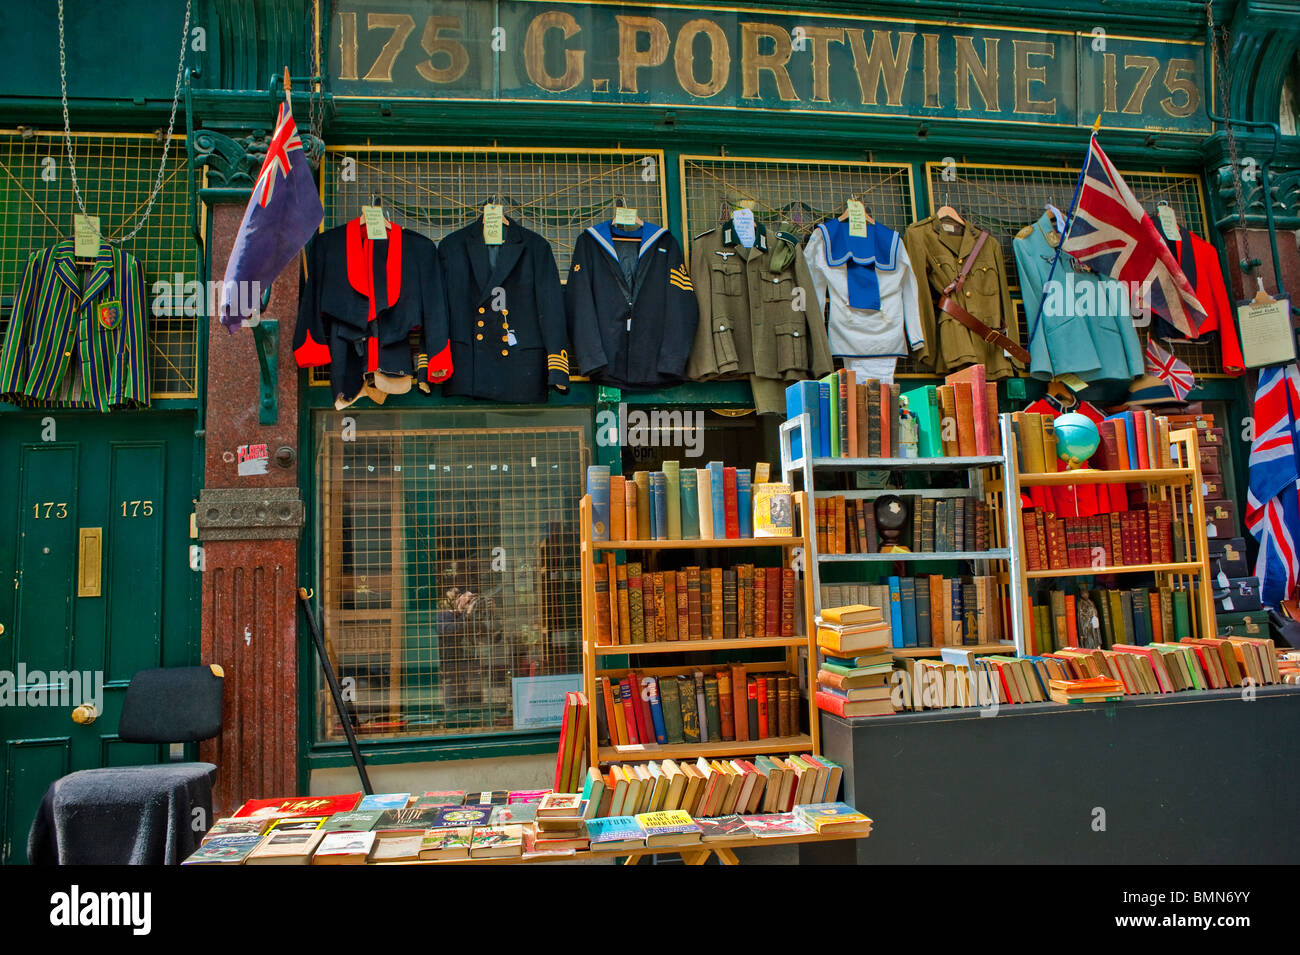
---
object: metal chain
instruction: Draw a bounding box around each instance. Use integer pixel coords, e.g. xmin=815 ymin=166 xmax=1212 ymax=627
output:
xmin=59 ymin=0 xmax=192 ymax=244
xmin=1207 ymin=1 xmax=1249 ymax=229
xmin=307 ymin=0 xmax=324 ymax=144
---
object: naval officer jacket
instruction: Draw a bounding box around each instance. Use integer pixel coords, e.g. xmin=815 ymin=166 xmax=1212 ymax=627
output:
xmin=565 ymin=221 xmax=698 ymax=390
xmin=439 ymin=217 xmax=570 ymax=403
xmin=0 ymin=240 xmax=149 ymax=411
xmin=294 ymin=219 xmax=450 ymax=408
xmin=686 ymin=221 xmax=833 ymax=414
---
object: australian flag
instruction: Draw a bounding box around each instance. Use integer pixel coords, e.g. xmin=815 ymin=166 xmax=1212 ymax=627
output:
xmin=1245 ymin=363 xmax=1300 ymax=607
xmin=218 ymin=98 xmax=323 ymax=330
xmin=1062 ymin=135 xmax=1206 ymax=337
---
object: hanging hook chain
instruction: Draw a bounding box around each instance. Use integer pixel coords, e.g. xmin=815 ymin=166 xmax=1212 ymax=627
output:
xmin=59 ymin=0 xmax=192 ymax=245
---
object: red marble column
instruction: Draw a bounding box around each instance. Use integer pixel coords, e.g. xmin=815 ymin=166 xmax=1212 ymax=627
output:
xmin=1221 ymin=227 xmax=1300 ymax=302
xmin=197 ymin=201 xmax=306 ymax=814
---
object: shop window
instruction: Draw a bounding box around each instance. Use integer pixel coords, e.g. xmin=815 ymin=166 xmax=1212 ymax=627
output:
xmin=0 ymin=130 xmax=200 ymax=398
xmin=313 ymin=408 xmax=591 ymax=744
xmin=922 ymin=161 xmax=1223 ymax=377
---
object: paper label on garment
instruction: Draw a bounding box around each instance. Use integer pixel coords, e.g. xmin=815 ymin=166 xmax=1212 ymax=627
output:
xmin=1238 ymin=296 xmax=1295 ymax=367
xmin=1157 ymin=205 xmax=1179 ymax=241
xmin=613 ymin=205 xmax=638 ymax=227
xmin=1056 ymin=373 xmax=1089 ymax=392
xmin=846 ymin=199 xmax=868 ymax=237
xmin=507 ymin=330 xmax=517 ymax=346
xmin=361 ymin=205 xmax=388 ymax=240
xmin=74 ymin=214 xmax=101 ymax=258
xmin=483 ymin=204 xmax=504 ymax=245
xmin=731 ymin=208 xmax=755 ymax=248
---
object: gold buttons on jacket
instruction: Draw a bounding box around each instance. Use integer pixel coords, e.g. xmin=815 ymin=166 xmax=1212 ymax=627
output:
xmin=478 ymin=306 xmax=485 ymax=314
xmin=476 ymin=333 xmax=483 ymax=340
xmin=501 ymin=349 xmax=509 ymax=357
xmin=477 ymin=320 xmax=484 ymax=327
xmin=502 ymin=335 xmax=509 ymax=342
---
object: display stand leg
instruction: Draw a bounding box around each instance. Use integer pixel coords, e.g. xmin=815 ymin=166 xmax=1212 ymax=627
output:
xmin=714 ymin=848 xmax=741 ymax=865
xmin=680 ymin=849 xmax=712 ymax=865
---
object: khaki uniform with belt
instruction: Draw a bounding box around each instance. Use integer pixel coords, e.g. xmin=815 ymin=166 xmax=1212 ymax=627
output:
xmin=687 ymin=221 xmax=833 ymax=413
xmin=903 ymin=215 xmax=1020 ymax=379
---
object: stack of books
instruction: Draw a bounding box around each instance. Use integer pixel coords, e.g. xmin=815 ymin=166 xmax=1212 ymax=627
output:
xmin=785 ymin=366 xmax=999 ymax=460
xmin=815 ymin=495 xmax=991 ymax=555
xmin=529 ymin=792 xmax=590 ymax=853
xmin=814 ymin=605 xmax=895 ymax=717
xmin=587 ymin=460 xmax=777 ymax=542
xmin=595 ymin=666 xmax=800 ymax=748
xmin=591 ymin=560 xmax=798 ymax=646
xmin=1047 ymin=676 xmax=1125 ymax=704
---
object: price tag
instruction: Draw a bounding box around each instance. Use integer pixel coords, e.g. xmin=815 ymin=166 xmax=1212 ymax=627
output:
xmin=483 ymin=203 xmax=504 ymax=245
xmin=1056 ymin=372 xmax=1089 ymax=392
xmin=1157 ymin=205 xmax=1179 ymax=241
xmin=613 ymin=205 xmax=638 ymax=227
xmin=846 ymin=199 xmax=868 ymax=237
xmin=74 ymin=214 xmax=101 ymax=258
xmin=360 ymin=205 xmax=388 ymax=240
xmin=731 ymin=207 xmax=755 ymax=248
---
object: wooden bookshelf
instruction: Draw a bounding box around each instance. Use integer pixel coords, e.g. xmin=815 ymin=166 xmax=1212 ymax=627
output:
xmin=1003 ymin=416 xmax=1217 ymax=655
xmin=579 ymin=491 xmax=820 ymax=770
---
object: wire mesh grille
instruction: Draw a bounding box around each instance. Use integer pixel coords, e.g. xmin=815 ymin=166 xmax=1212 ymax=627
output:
xmin=311 ymin=146 xmax=666 ymax=386
xmin=316 ymin=410 xmax=590 ymax=742
xmin=0 ymin=131 xmax=199 ymax=398
xmin=923 ymin=162 xmax=1222 ymax=376
xmin=680 ymin=155 xmax=915 ymax=255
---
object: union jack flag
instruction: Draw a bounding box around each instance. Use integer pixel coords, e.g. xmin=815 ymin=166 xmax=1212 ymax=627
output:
xmin=219 ymin=98 xmax=323 ymax=330
xmin=1143 ymin=338 xmax=1195 ymax=400
xmin=1245 ymin=363 xmax=1300 ymax=607
xmin=1062 ymin=135 xmax=1206 ymax=337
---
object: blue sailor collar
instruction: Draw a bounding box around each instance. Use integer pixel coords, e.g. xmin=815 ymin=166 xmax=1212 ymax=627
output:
xmin=816 ymin=218 xmax=899 ymax=270
xmin=587 ymin=220 xmax=669 ymax=261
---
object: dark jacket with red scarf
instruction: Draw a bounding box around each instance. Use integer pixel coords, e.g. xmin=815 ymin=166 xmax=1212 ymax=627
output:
xmin=438 ymin=217 xmax=570 ymax=403
xmin=293 ymin=219 xmax=451 ymax=404
xmin=1154 ymin=228 xmax=1244 ymax=376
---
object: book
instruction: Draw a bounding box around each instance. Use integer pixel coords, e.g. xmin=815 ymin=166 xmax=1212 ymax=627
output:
xmin=784 ymin=380 xmax=821 ymax=462
xmin=742 ymin=812 xmax=814 ymax=838
xmin=312 ymin=830 xmax=376 ymax=864
xmin=357 ymin=792 xmax=411 ymax=812
xmin=696 ymin=814 xmax=753 ymax=842
xmin=679 ymin=468 xmax=700 ymax=539
xmin=469 ymin=825 xmax=525 ymax=858
xmin=232 ymin=794 xmax=362 ymax=819
xmin=368 ymin=834 xmax=424 ymax=862
xmin=587 ymin=465 xmax=610 ymax=540
xmin=708 ymin=461 xmax=726 ymax=539
xmin=635 ymin=810 xmax=703 ymax=847
xmin=245 ymin=830 xmax=324 ymax=864
xmin=609 ymin=474 xmax=625 ymax=541
xmin=792 ymin=801 xmax=873 ymax=834
xmin=634 ymin=470 xmax=651 ymax=539
xmin=723 ymin=466 xmax=740 ymax=538
xmin=815 ymin=690 xmax=895 ymax=717
xmin=432 ymin=805 xmax=494 ymax=828
xmin=753 ymin=482 xmax=793 ymax=537
xmin=321 ymin=809 xmax=385 ymax=832
xmin=419 ymin=827 xmax=473 ymax=860
xmin=624 ymin=479 xmax=638 ymax=542
xmin=650 ymin=471 xmax=668 ymax=540
xmin=586 ymin=815 xmax=646 ymax=851
xmin=736 ymin=468 xmax=753 ymax=538
xmin=663 ymin=459 xmax=681 ymax=540
xmin=182 ymin=834 xmax=265 ymax=864
xmin=697 ymin=468 xmax=714 ymax=539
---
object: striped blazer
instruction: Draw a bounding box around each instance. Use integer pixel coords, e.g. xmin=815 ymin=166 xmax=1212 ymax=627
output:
xmin=0 ymin=240 xmax=149 ymax=410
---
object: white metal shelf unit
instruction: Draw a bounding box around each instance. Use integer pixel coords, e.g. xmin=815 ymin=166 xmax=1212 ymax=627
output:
xmin=779 ymin=412 xmax=1025 ymax=650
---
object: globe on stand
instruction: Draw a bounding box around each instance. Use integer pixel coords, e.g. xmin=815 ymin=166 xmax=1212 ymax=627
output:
xmin=1054 ymin=412 xmax=1101 ymax=470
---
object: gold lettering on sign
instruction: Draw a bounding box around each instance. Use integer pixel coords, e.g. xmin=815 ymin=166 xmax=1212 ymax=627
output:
xmin=741 ymin=23 xmax=798 ymax=101
xmin=844 ymin=28 xmax=913 ymax=107
xmin=525 ymin=11 xmax=585 ymax=92
xmin=922 ymin=33 xmax=940 ymax=108
xmin=1013 ymin=39 xmax=1056 ymax=114
xmin=955 ymin=36 xmax=999 ymax=111
xmin=1103 ymin=52 xmax=1118 ymax=112
xmin=1161 ymin=58 xmax=1198 ymax=117
xmin=1122 ymin=54 xmax=1160 ymax=115
xmin=417 ymin=16 xmax=469 ymax=84
xmin=800 ymin=26 xmax=845 ymax=103
xmin=675 ymin=19 xmax=729 ymax=98
xmin=364 ymin=13 xmax=416 ymax=84
xmin=617 ymin=15 xmax=670 ymax=94
xmin=338 ymin=11 xmax=359 ymax=81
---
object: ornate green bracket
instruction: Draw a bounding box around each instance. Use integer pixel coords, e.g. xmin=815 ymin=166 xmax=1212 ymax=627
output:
xmin=251 ymin=319 xmax=278 ymax=425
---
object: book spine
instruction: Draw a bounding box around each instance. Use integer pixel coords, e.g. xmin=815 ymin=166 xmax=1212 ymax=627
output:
xmin=663 ymin=570 xmax=679 ymax=641
xmin=780 ymin=568 xmax=796 ymax=637
xmin=722 ymin=569 xmax=738 ymax=639
xmin=623 ymin=479 xmax=638 ymax=543
xmin=717 ymin=669 xmax=735 ymax=741
xmin=709 ymin=462 xmax=726 ymax=537
xmin=694 ymin=671 xmax=710 ymax=744
xmin=615 ymin=564 xmax=631 ymax=645
xmin=647 ymin=678 xmax=668 ymax=744
xmin=619 ymin=679 xmax=639 ymax=745
xmin=679 ymin=468 xmax=700 ymax=539
xmin=675 ymin=570 xmax=689 ymax=643
xmin=723 ymin=467 xmax=740 ymax=539
xmin=609 ymin=475 xmax=625 ymax=542
xmin=731 ymin=664 xmax=749 ymax=741
xmin=663 ymin=460 xmax=681 ymax=541
xmin=593 ymin=561 xmax=612 ymax=645
xmin=587 ymin=466 xmax=610 ymax=540
xmin=687 ymin=566 xmax=703 ymax=638
xmin=737 ymin=468 xmax=752 ymax=538
xmin=710 ymin=567 xmax=725 ymax=638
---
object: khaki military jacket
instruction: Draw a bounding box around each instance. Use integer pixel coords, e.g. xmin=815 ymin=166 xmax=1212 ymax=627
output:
xmin=687 ymin=222 xmax=833 ymax=412
xmin=902 ymin=215 xmax=1020 ymax=379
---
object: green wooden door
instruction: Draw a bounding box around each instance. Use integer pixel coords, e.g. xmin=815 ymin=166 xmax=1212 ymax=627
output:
xmin=0 ymin=412 xmax=196 ymax=863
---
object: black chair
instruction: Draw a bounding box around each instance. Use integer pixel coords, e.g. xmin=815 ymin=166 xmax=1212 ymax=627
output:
xmin=27 ymin=665 xmax=225 ymax=865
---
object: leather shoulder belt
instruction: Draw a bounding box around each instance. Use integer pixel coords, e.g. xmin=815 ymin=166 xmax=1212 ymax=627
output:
xmin=937 ymin=229 xmax=1031 ymax=364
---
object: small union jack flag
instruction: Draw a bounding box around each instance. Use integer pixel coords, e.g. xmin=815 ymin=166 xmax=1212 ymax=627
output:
xmin=1245 ymin=363 xmax=1300 ymax=606
xmin=1143 ymin=338 xmax=1195 ymax=400
xmin=219 ymin=97 xmax=323 ymax=330
xmin=1062 ymin=135 xmax=1206 ymax=337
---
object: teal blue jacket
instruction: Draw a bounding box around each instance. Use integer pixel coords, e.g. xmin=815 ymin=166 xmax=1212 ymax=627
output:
xmin=1014 ymin=214 xmax=1144 ymax=382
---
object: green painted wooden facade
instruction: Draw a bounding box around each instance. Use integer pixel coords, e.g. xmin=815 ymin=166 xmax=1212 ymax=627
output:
xmin=0 ymin=0 xmax=1297 ymax=824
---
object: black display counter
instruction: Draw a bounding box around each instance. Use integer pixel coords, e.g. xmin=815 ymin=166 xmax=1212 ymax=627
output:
xmin=799 ymin=685 xmax=1300 ymax=864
